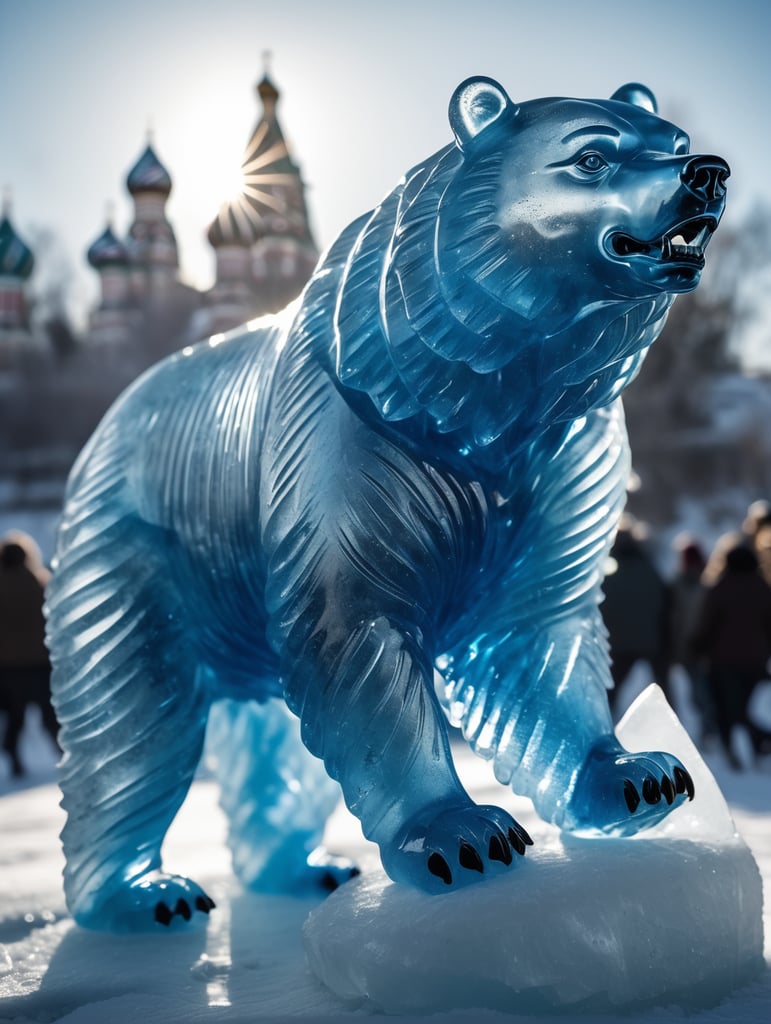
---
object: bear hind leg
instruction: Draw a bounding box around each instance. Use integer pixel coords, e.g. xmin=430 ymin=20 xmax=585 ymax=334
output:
xmin=48 ymin=535 xmax=214 ymax=932
xmin=206 ymin=697 xmax=357 ymax=893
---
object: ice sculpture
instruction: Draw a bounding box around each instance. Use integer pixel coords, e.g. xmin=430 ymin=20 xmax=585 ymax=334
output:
xmin=46 ymin=77 xmax=729 ymax=931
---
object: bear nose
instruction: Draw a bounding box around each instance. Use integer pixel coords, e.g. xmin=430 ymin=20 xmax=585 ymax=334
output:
xmin=680 ymin=155 xmax=730 ymax=202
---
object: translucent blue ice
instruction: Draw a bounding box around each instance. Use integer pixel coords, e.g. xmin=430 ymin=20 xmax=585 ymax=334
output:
xmin=46 ymin=77 xmax=728 ymax=930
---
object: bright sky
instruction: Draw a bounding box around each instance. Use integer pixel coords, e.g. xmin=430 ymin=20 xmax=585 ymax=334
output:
xmin=2 ymin=0 xmax=770 ymax=338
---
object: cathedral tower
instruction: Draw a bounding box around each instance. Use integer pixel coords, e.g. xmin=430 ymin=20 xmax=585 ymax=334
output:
xmin=204 ymin=63 xmax=319 ymax=334
xmin=125 ymin=140 xmax=179 ymax=302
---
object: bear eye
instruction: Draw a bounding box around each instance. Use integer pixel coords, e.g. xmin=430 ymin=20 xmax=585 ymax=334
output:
xmin=575 ymin=152 xmax=608 ymax=174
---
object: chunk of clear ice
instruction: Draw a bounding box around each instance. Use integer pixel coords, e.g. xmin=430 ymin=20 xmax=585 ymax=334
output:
xmin=303 ymin=685 xmax=764 ymax=1014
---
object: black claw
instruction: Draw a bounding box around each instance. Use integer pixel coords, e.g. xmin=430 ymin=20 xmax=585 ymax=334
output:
xmin=428 ymin=852 xmax=453 ymax=885
xmin=154 ymin=901 xmax=173 ymax=926
xmin=685 ymin=771 xmax=695 ymax=800
xmin=624 ymin=779 xmax=640 ymax=813
xmin=674 ymin=766 xmax=695 ymax=800
xmin=195 ymin=896 xmax=212 ymax=914
xmin=488 ymin=833 xmax=512 ymax=865
xmin=510 ymin=823 xmax=533 ymax=847
xmin=320 ymin=871 xmax=339 ymax=892
xmin=175 ymin=898 xmax=192 ymax=921
xmin=642 ymin=777 xmax=661 ymax=804
xmin=660 ymin=774 xmax=676 ymax=805
xmin=316 ymin=866 xmax=362 ymax=891
xmin=459 ymin=842 xmax=484 ymax=873
xmin=507 ymin=828 xmax=526 ymax=856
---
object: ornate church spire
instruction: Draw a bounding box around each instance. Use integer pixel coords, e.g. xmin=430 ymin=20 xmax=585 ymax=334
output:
xmin=125 ymin=134 xmax=178 ymax=299
xmin=256 ymin=50 xmax=279 ymax=121
xmin=204 ymin=60 xmax=320 ymax=334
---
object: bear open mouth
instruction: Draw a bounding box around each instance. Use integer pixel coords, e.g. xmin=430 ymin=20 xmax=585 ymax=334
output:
xmin=609 ymin=216 xmax=718 ymax=268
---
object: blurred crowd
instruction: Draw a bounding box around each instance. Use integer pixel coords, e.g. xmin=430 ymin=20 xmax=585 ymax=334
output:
xmin=602 ymin=500 xmax=771 ymax=770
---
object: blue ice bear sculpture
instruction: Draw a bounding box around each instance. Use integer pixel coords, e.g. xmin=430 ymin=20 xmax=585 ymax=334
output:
xmin=46 ymin=78 xmax=728 ymax=930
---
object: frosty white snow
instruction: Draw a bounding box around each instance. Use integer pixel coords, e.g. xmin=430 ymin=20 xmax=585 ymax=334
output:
xmin=1 ymin=683 xmax=770 ymax=1022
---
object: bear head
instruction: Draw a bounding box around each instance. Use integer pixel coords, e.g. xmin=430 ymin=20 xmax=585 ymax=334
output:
xmin=444 ymin=78 xmax=728 ymax=321
xmin=324 ymin=77 xmax=729 ymax=455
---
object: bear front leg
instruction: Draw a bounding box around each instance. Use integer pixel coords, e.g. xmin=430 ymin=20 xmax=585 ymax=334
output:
xmin=286 ymin=615 xmax=531 ymax=894
xmin=564 ymin=734 xmax=695 ymax=836
xmin=437 ymin=404 xmax=694 ymax=836
xmin=441 ymin=617 xmax=693 ymax=837
xmin=535 ymin=626 xmax=694 ymax=836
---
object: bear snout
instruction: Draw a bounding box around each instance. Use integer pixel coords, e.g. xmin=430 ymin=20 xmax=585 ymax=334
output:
xmin=679 ymin=154 xmax=730 ymax=204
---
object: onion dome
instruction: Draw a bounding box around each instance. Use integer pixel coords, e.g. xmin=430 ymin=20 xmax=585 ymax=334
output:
xmin=87 ymin=223 xmax=129 ymax=268
xmin=207 ymin=199 xmax=258 ymax=249
xmin=0 ymin=210 xmax=34 ymax=279
xmin=126 ymin=143 xmax=172 ymax=197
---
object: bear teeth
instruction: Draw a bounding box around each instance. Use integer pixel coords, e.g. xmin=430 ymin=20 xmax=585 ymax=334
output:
xmin=660 ymin=217 xmax=715 ymax=263
xmin=661 ymin=234 xmax=704 ymax=264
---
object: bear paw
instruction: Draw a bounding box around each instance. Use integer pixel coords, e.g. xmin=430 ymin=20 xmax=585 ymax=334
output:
xmin=383 ymin=802 xmax=532 ymax=894
xmin=74 ymin=872 xmax=216 ymax=933
xmin=564 ymin=737 xmax=694 ymax=836
xmin=305 ymin=851 xmax=361 ymax=893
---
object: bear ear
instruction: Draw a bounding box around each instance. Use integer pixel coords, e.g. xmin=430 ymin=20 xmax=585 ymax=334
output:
xmin=449 ymin=77 xmax=516 ymax=151
xmin=610 ymin=83 xmax=658 ymax=114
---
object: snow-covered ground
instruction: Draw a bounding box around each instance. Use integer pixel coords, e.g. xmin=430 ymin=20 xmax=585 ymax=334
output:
xmin=1 ymin=673 xmax=770 ymax=1023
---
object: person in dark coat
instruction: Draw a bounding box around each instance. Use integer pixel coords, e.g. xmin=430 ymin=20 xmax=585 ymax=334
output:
xmin=692 ymin=537 xmax=771 ymax=768
xmin=669 ymin=536 xmax=716 ymax=745
xmin=730 ymin=500 xmax=771 ymax=586
xmin=749 ymin=510 xmax=771 ymax=588
xmin=0 ymin=531 xmax=58 ymax=776
xmin=601 ymin=519 xmax=671 ymax=715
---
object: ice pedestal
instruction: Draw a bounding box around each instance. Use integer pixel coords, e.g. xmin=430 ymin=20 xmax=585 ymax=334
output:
xmin=303 ymin=686 xmax=764 ymax=1014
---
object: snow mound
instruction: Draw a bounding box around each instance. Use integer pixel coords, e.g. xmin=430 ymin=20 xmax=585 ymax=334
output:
xmin=303 ymin=686 xmax=765 ymax=1014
